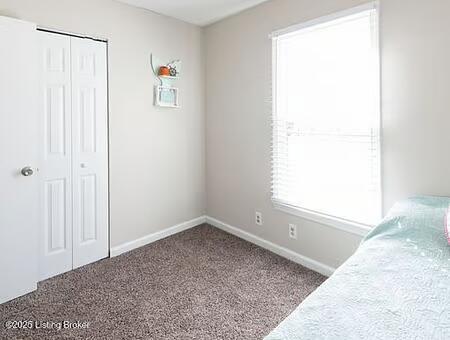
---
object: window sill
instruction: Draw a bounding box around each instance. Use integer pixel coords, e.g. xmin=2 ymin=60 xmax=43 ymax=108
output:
xmin=272 ymin=201 xmax=373 ymax=237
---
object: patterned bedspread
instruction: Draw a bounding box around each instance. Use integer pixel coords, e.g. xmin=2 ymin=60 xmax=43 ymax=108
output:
xmin=265 ymin=196 xmax=450 ymax=340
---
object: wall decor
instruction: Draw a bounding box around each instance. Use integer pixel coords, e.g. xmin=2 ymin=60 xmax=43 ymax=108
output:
xmin=154 ymin=86 xmax=179 ymax=108
xmin=151 ymin=54 xmax=181 ymax=108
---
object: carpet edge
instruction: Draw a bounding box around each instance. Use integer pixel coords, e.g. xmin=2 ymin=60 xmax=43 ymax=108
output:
xmin=206 ymin=216 xmax=335 ymax=277
xmin=110 ymin=216 xmax=207 ymax=257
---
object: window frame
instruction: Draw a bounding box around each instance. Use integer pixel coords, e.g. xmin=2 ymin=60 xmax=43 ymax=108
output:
xmin=270 ymin=2 xmax=382 ymax=236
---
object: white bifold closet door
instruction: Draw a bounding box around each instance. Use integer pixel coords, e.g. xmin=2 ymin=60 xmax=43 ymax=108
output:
xmin=38 ymin=31 xmax=109 ymax=281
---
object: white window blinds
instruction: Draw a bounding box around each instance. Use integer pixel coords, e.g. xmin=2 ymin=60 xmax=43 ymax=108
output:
xmin=271 ymin=5 xmax=381 ymax=227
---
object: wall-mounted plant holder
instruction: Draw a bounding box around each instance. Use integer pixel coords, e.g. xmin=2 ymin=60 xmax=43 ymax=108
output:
xmin=154 ymin=85 xmax=179 ymax=108
xmin=151 ymin=54 xmax=181 ymax=108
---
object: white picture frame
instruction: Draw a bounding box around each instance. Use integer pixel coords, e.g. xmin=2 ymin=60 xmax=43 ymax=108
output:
xmin=154 ymin=85 xmax=180 ymax=108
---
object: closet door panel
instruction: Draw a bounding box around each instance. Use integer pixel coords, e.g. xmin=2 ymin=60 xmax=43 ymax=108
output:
xmin=38 ymin=31 xmax=73 ymax=281
xmin=71 ymin=37 xmax=109 ymax=269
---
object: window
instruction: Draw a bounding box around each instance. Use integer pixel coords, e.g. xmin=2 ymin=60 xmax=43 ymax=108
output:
xmin=271 ymin=3 xmax=381 ymax=229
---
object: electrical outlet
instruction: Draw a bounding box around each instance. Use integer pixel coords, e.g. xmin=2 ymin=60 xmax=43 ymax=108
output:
xmin=255 ymin=211 xmax=263 ymax=226
xmin=289 ymin=224 xmax=297 ymax=239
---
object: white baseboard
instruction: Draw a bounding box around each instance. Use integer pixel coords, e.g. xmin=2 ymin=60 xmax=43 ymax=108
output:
xmin=110 ymin=216 xmax=207 ymax=257
xmin=206 ymin=216 xmax=336 ymax=277
xmin=109 ymin=214 xmax=335 ymax=277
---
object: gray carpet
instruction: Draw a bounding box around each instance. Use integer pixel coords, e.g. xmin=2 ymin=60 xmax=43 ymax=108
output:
xmin=0 ymin=224 xmax=326 ymax=340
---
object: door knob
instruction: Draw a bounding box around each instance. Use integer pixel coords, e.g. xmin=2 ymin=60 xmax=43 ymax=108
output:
xmin=21 ymin=166 xmax=34 ymax=177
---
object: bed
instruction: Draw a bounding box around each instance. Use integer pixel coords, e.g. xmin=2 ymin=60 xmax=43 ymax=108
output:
xmin=265 ymin=196 xmax=450 ymax=340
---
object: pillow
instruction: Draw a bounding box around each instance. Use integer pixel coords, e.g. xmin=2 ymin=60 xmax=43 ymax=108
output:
xmin=445 ymin=208 xmax=450 ymax=245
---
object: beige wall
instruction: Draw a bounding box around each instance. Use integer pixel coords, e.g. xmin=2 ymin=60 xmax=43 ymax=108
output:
xmin=205 ymin=0 xmax=450 ymax=268
xmin=0 ymin=0 xmax=206 ymax=247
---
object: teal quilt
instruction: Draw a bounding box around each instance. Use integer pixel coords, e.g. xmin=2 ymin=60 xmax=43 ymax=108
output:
xmin=265 ymin=196 xmax=450 ymax=340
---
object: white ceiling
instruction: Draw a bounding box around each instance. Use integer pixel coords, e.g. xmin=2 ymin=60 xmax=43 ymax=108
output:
xmin=116 ymin=0 xmax=270 ymax=26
